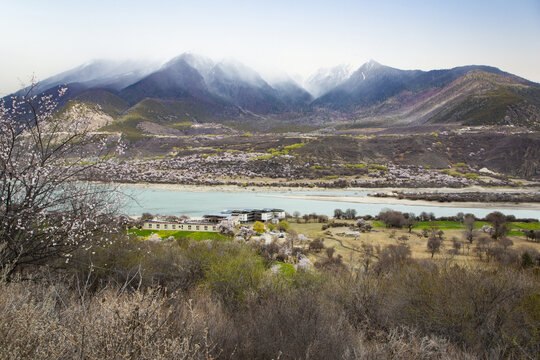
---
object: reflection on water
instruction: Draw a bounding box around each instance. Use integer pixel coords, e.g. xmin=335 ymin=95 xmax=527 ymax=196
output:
xmin=118 ymin=186 xmax=540 ymax=219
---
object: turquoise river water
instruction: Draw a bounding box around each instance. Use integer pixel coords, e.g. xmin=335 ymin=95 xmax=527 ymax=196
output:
xmin=117 ymin=186 xmax=540 ymax=219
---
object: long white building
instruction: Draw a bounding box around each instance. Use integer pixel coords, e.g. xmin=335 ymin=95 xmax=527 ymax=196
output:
xmin=142 ymin=220 xmax=218 ymax=232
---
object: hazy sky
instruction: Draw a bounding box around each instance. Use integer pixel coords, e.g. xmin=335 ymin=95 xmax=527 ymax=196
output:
xmin=1 ymin=0 xmax=539 ymax=95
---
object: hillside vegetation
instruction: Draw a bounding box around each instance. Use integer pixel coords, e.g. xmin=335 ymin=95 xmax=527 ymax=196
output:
xmin=2 ymin=215 xmax=539 ymax=359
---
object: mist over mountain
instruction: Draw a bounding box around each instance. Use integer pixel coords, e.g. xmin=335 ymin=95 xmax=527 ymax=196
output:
xmin=304 ymin=64 xmax=355 ymax=98
xmin=32 ymin=59 xmax=159 ymax=94
xmin=5 ymin=53 xmax=540 ymax=132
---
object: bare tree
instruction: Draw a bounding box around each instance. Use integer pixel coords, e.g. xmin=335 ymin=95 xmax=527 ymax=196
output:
xmin=344 ymin=208 xmax=357 ymax=220
xmin=404 ymin=213 xmax=416 ymax=233
xmin=499 ymin=237 xmax=513 ymax=251
xmin=0 ymin=83 xmax=122 ymax=278
xmin=317 ymin=214 xmax=328 ymax=223
xmin=463 ymin=213 xmax=475 ymax=244
xmin=486 ymin=211 xmax=508 ymax=240
xmin=451 ymin=237 xmax=462 ymax=254
xmin=427 ymin=234 xmax=442 ymax=258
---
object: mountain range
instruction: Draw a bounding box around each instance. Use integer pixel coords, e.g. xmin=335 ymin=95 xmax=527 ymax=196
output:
xmin=6 ymin=53 xmax=540 ymax=134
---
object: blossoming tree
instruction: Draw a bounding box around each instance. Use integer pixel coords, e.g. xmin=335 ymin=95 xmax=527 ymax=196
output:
xmin=0 ymin=83 xmax=123 ymax=278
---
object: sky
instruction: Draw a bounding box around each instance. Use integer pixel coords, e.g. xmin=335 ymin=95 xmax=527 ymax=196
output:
xmin=0 ymin=0 xmax=539 ymax=95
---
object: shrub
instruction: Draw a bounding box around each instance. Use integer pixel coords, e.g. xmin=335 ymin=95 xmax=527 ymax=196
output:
xmin=379 ymin=210 xmax=406 ymax=228
xmin=0 ymin=281 xmax=215 ymax=359
xmin=204 ymin=244 xmax=265 ymax=308
xmin=464 ymin=173 xmax=479 ymax=180
xmin=309 ymin=238 xmax=325 ymax=252
xmin=387 ymin=264 xmax=540 ymax=357
xmin=69 ymin=234 xmax=188 ymax=292
xmin=277 ymin=220 xmax=290 ymax=232
xmin=375 ymin=243 xmax=412 ymax=271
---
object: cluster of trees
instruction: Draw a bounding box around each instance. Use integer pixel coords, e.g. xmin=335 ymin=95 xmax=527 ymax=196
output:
xmin=291 ymin=211 xmax=328 ymax=223
xmin=333 ymin=208 xmax=357 ymax=220
xmin=374 ymin=209 xmax=540 ymax=264
xmin=378 ymin=210 xmax=416 ymax=232
xmin=374 ymin=191 xmax=540 ymax=203
xmin=523 ymin=229 xmax=540 ymax=242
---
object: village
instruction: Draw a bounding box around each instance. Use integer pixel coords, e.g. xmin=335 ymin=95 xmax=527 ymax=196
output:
xmin=142 ymin=208 xmax=286 ymax=232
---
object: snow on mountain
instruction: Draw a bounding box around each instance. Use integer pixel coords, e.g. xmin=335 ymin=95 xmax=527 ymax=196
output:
xmin=304 ymin=64 xmax=355 ymax=97
xmin=35 ymin=59 xmax=159 ymax=92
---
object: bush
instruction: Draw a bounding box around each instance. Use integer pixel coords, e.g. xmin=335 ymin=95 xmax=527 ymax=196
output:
xmin=379 ymin=210 xmax=406 ymax=228
xmin=277 ymin=220 xmax=290 ymax=232
xmin=387 ymin=264 xmax=539 ymax=356
xmin=68 ymin=234 xmax=187 ymax=292
xmin=204 ymin=243 xmax=265 ymax=308
xmin=308 ymin=238 xmax=325 ymax=252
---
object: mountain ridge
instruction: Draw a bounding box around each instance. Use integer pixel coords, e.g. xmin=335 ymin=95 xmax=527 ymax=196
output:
xmin=4 ymin=54 xmax=539 ymax=132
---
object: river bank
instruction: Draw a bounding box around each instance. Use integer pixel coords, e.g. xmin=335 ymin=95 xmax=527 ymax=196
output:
xmin=261 ymin=193 xmax=540 ymax=211
xmin=115 ymin=182 xmax=540 ymax=196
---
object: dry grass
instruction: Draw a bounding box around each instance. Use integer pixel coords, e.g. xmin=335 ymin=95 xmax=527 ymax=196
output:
xmin=0 ymin=280 xmax=219 ymax=360
xmin=0 ymin=277 xmax=482 ymax=360
xmin=291 ymin=221 xmax=540 ymax=266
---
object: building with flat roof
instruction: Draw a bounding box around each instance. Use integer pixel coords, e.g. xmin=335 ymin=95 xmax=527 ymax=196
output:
xmin=142 ymin=219 xmax=218 ymax=232
xmin=222 ymin=208 xmax=286 ymax=223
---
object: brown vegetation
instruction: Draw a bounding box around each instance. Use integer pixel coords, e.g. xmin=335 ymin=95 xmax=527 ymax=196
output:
xmin=1 ymin=230 xmax=539 ymax=359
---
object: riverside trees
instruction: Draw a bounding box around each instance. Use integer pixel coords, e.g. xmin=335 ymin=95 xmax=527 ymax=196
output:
xmin=0 ymin=83 xmax=122 ymax=278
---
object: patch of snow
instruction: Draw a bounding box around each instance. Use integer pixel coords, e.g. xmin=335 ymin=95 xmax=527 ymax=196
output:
xmin=479 ymin=167 xmax=498 ymax=175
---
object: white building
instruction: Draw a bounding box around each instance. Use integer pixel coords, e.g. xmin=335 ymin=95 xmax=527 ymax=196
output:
xmin=222 ymin=208 xmax=286 ymax=223
xmin=271 ymin=209 xmax=286 ymax=220
xmin=142 ymin=220 xmax=218 ymax=232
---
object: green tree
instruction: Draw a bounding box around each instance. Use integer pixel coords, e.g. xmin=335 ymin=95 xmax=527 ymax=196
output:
xmin=277 ymin=220 xmax=290 ymax=232
xmin=253 ymin=221 xmax=266 ymax=234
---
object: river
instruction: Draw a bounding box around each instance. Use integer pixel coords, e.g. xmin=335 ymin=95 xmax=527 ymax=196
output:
xmin=117 ymin=185 xmax=540 ymax=219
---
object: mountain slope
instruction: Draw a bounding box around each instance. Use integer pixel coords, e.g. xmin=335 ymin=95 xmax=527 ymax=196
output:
xmin=72 ymin=89 xmax=129 ymax=118
xmin=349 ymin=70 xmax=540 ymax=129
xmin=119 ymin=57 xmax=227 ymax=109
xmin=207 ymin=61 xmax=287 ymax=114
xmin=312 ymin=61 xmax=512 ymax=111
xmin=271 ymin=79 xmax=313 ymax=108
